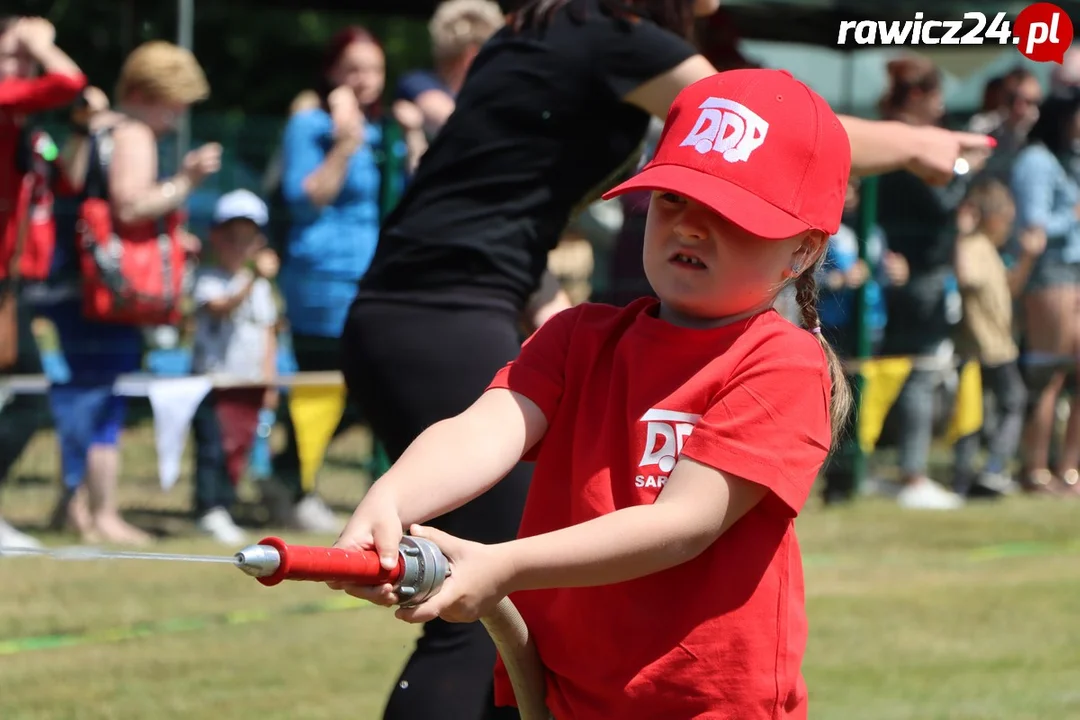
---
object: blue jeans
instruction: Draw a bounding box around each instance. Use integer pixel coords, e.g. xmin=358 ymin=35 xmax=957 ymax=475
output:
xmin=48 ymin=386 xmax=127 ymax=490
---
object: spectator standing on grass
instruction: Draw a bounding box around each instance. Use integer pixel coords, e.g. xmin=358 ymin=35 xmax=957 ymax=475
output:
xmin=0 ymin=16 xmax=86 ymax=549
xmin=190 ymin=190 xmax=280 ymax=545
xmin=816 ymin=179 xmax=909 ymax=505
xmin=45 ymin=41 xmax=220 ymax=544
xmin=952 ymin=179 xmax=1041 ymax=499
xmin=875 ymin=55 xmax=985 ymax=511
xmin=270 ymin=26 xmax=423 ymax=533
xmin=1009 ymin=92 xmax=1080 ymax=495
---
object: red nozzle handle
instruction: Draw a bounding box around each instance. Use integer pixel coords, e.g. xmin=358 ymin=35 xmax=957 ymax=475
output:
xmin=255 ymin=536 xmax=405 ymax=587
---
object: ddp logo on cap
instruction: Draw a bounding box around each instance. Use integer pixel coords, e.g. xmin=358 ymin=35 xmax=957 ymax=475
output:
xmin=604 ymin=68 xmax=851 ymax=240
xmin=679 ymin=96 xmax=769 ymax=162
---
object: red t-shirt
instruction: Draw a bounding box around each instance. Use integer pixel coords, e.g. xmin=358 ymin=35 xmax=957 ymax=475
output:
xmin=0 ymin=72 xmax=86 ymax=280
xmin=487 ymin=297 xmax=832 ymax=720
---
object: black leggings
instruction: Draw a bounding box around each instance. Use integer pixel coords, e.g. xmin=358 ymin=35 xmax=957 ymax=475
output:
xmin=340 ymin=299 xmax=530 ymax=720
xmin=0 ymin=286 xmax=49 ymax=484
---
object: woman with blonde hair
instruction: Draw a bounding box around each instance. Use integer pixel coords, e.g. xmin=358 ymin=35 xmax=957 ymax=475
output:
xmin=45 ymin=40 xmax=221 ymax=544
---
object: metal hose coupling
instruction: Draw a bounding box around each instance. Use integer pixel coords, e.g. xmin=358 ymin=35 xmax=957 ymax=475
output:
xmin=394 ymin=536 xmax=451 ymax=607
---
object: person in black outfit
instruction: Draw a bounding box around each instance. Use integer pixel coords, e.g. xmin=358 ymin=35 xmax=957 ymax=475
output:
xmin=336 ymin=2 xmax=999 ymax=718
xmin=341 ymin=2 xmax=715 ymax=717
xmin=875 ymin=56 xmax=985 ymax=509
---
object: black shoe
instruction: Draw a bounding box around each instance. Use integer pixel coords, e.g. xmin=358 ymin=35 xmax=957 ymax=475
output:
xmin=964 ymin=477 xmax=1010 ymax=501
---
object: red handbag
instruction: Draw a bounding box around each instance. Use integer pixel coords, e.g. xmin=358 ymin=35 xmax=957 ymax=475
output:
xmin=76 ymin=198 xmax=188 ymax=326
xmin=1 ymin=130 xmax=58 ymax=283
xmin=15 ymin=174 xmax=56 ymax=281
xmin=75 ymin=127 xmax=190 ymax=326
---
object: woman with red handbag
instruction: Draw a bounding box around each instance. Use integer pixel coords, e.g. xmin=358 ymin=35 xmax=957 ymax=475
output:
xmin=46 ymin=41 xmax=220 ymax=545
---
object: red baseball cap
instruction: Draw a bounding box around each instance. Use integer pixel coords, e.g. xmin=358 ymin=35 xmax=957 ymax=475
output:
xmin=603 ymin=68 xmax=851 ymax=239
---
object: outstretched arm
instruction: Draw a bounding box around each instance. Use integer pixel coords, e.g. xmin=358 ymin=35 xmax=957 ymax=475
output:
xmin=839 ymin=116 xmax=994 ymax=185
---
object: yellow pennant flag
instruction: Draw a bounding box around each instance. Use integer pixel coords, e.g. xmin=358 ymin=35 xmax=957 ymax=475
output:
xmin=288 ymin=384 xmax=347 ymax=493
xmin=857 ymin=357 xmax=913 ymax=454
xmin=946 ymin=360 xmax=983 ymax=443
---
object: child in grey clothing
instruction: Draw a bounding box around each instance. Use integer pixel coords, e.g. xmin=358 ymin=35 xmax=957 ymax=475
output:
xmin=190 ymin=190 xmax=280 ymax=544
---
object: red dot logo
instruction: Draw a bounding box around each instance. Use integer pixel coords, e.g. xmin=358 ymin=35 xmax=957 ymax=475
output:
xmin=1014 ymin=3 xmax=1074 ymax=64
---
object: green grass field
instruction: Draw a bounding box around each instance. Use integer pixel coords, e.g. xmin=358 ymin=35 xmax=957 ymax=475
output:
xmin=1 ymin=421 xmax=1079 ymax=719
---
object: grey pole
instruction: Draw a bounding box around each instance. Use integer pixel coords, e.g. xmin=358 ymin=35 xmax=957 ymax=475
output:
xmin=176 ymin=0 xmax=194 ymax=171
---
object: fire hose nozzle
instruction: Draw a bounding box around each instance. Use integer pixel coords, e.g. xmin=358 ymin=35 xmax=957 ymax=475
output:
xmin=234 ymin=544 xmax=281 ymax=578
xmin=235 ymin=536 xmax=450 ymax=607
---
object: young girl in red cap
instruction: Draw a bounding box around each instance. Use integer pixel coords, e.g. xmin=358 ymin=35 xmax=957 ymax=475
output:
xmin=332 ymin=67 xmax=854 ymax=719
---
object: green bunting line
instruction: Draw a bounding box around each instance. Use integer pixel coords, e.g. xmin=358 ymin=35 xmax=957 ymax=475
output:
xmin=0 ymin=595 xmax=370 ymax=657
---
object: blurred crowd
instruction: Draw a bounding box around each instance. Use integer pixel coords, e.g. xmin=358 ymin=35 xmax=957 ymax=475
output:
xmin=821 ymin=56 xmax=1080 ymax=512
xmin=2 ymin=6 xmax=1080 ymax=550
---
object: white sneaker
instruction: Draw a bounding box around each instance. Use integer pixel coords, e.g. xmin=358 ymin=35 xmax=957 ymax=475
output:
xmin=196 ymin=507 xmax=248 ymax=546
xmin=293 ymin=495 xmax=342 ymax=534
xmin=0 ymin=517 xmax=44 ymax=550
xmin=897 ymin=478 xmax=965 ymax=510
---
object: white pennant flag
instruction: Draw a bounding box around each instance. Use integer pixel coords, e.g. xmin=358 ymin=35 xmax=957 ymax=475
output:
xmin=147 ymin=377 xmax=213 ymax=491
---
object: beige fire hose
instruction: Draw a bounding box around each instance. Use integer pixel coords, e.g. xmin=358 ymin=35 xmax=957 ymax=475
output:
xmin=480 ymin=597 xmax=552 ymax=720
